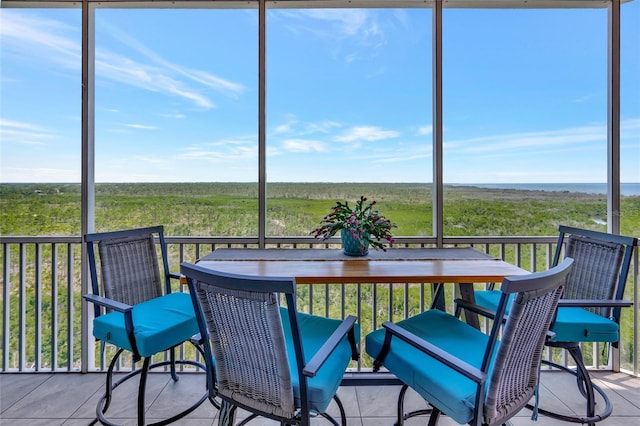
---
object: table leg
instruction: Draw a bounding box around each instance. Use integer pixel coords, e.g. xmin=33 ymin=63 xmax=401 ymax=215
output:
xmin=430 ymin=283 xmax=445 ymax=311
xmin=458 ymin=283 xmax=480 ymax=330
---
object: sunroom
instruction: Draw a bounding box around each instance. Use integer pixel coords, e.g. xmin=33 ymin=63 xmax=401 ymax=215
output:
xmin=0 ymin=0 xmax=638 ymax=424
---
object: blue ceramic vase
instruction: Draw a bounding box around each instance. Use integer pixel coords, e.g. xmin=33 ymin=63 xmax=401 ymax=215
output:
xmin=341 ymin=230 xmax=369 ymax=256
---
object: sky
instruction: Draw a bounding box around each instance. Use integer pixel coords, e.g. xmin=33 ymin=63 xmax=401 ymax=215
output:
xmin=1 ymin=3 xmax=639 ymax=184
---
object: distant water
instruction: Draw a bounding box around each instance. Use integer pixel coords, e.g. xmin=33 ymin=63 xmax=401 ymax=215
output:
xmin=449 ymin=183 xmax=640 ymax=196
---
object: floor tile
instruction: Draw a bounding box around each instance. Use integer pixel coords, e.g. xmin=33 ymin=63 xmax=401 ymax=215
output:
xmin=1 ymin=373 xmax=103 ymax=419
xmin=0 ymin=370 xmax=638 ymax=425
xmin=0 ymin=373 xmax=52 ymax=412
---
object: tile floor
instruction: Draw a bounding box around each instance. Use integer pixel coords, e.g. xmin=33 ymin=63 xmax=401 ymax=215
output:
xmin=1 ymin=370 xmax=639 ymax=425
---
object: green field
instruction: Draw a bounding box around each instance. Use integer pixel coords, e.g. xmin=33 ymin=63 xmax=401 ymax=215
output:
xmin=2 ymin=182 xmax=639 ymax=237
xmin=1 ymin=182 xmax=639 ymax=371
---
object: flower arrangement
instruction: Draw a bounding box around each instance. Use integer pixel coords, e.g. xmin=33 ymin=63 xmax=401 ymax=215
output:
xmin=311 ymin=196 xmax=397 ymax=253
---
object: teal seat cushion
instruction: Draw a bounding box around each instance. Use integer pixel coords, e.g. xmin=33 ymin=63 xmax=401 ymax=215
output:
xmin=474 ymin=290 xmax=619 ymax=343
xmin=280 ymin=308 xmax=360 ymax=414
xmin=365 ymin=310 xmax=493 ymax=425
xmin=550 ymin=308 xmax=619 ymax=343
xmin=92 ymin=292 xmax=199 ymax=358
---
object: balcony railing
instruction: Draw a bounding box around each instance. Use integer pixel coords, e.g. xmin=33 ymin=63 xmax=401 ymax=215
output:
xmin=1 ymin=235 xmax=638 ymax=377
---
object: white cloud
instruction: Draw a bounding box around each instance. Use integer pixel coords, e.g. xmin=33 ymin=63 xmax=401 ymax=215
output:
xmin=621 ymin=117 xmax=640 ymax=136
xmin=334 ymin=126 xmax=400 ymax=143
xmin=274 ymin=123 xmax=293 ymax=133
xmin=418 ymin=125 xmax=433 ymax=136
xmin=0 ymin=11 xmax=80 ymax=70
xmin=133 ymin=156 xmax=169 ymax=165
xmin=445 ymin=123 xmax=610 ymax=155
xmin=100 ymin=20 xmax=245 ymax=98
xmin=573 ymin=94 xmax=597 ymax=103
xmin=443 ymin=119 xmax=640 ymax=183
xmin=0 ymin=119 xmax=55 ymax=145
xmin=97 ymin=50 xmax=216 ymax=109
xmin=0 ymin=11 xmax=244 ymax=109
xmin=277 ymin=9 xmax=371 ymax=39
xmin=304 ymin=120 xmax=343 ymax=134
xmin=178 ymin=143 xmax=257 ymax=163
xmin=374 ymin=153 xmax=431 ymax=164
xmin=273 ymin=9 xmax=387 ymax=62
xmin=0 ymin=167 xmax=78 ymax=182
xmin=272 ymin=117 xmax=343 ymax=140
xmin=123 ymin=123 xmax=157 ymax=130
xmin=281 ymin=139 xmax=328 ymax=153
xmin=0 ymin=119 xmax=45 ymax=131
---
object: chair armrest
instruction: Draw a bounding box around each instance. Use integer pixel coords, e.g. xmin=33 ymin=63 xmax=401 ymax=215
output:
xmin=169 ymin=272 xmax=182 ymax=280
xmin=381 ymin=321 xmax=486 ymax=384
xmin=558 ymin=299 xmax=633 ymax=308
xmin=83 ymin=294 xmax=132 ymax=313
xmin=84 ymin=293 xmax=138 ymax=359
xmin=303 ymin=315 xmax=358 ymax=378
xmin=454 ymin=298 xmax=502 ymax=321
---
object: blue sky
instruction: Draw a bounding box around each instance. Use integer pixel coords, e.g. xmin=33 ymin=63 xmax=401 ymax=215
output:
xmin=1 ymin=4 xmax=638 ymax=184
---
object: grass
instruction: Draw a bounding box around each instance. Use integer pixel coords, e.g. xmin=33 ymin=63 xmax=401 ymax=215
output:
xmin=2 ymin=182 xmax=639 ymax=237
xmin=0 ymin=182 xmax=638 ymax=371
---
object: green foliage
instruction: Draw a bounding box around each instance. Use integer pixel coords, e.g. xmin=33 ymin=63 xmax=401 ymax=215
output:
xmin=1 ymin=182 xmax=638 ymax=371
xmin=310 ymin=196 xmax=397 ymax=252
xmin=3 ymin=182 xmax=637 ymax=238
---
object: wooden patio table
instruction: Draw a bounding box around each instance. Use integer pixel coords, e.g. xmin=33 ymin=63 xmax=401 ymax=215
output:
xmin=197 ymin=247 xmax=529 ymax=328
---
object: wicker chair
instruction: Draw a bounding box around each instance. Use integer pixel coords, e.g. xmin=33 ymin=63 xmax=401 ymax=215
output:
xmin=473 ymin=225 xmax=637 ymax=425
xmin=181 ymin=262 xmax=360 ymax=426
xmin=365 ymin=259 xmax=573 ymax=426
xmin=84 ymin=226 xmax=211 ymax=426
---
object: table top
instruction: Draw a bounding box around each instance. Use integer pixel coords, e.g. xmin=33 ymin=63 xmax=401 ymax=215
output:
xmin=196 ymin=248 xmax=528 ymax=284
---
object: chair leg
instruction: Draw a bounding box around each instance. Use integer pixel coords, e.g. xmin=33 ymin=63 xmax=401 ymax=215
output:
xmin=427 ymin=407 xmax=441 ymax=426
xmin=218 ymin=400 xmax=237 ymax=426
xmin=103 ymin=348 xmax=124 ymax=415
xmin=170 ymin=346 xmax=179 ymax=382
xmin=93 ymin=348 xmax=126 ymax=426
xmin=396 ymin=383 xmax=434 ymax=426
xmin=396 ymin=384 xmax=409 ymax=426
xmin=527 ymin=346 xmax=613 ymax=425
xmin=93 ymin=345 xmax=210 ymax=426
xmin=319 ymin=395 xmax=347 ymax=426
xmin=568 ymin=346 xmax=596 ymax=421
xmin=314 ymin=395 xmax=347 ymax=426
xmin=331 ymin=394 xmax=348 ymax=426
xmin=138 ymin=356 xmax=152 ymax=425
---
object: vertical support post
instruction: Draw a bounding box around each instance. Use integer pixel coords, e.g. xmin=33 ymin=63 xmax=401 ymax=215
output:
xmin=432 ymin=0 xmax=444 ymax=248
xmin=608 ymin=0 xmax=622 ymax=372
xmin=607 ymin=0 xmax=621 ymax=236
xmin=2 ymin=245 xmax=10 ymax=371
xmin=81 ymin=0 xmax=96 ymax=373
xmin=633 ymin=252 xmax=639 ymax=376
xmin=258 ymin=0 xmax=267 ymax=248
